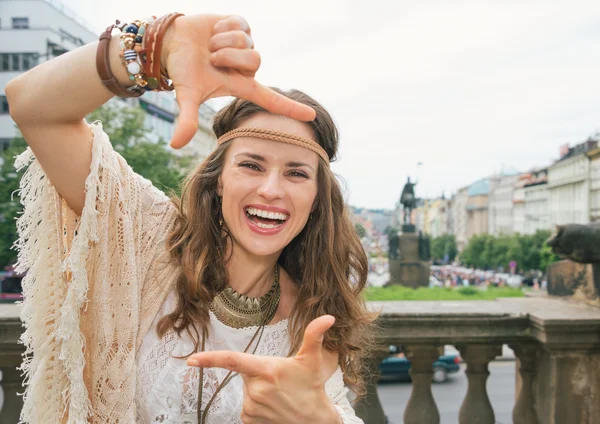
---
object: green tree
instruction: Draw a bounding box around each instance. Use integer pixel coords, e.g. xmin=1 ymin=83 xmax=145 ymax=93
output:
xmin=431 ymin=234 xmax=457 ymax=263
xmin=0 ymin=102 xmax=193 ymax=268
xmin=459 ymin=230 xmax=559 ymax=272
xmin=384 ymin=226 xmax=399 ymax=237
xmin=539 ymin=238 xmax=560 ymax=272
xmin=355 ymin=222 xmax=367 ymax=238
xmin=86 ymin=102 xmax=192 ymax=194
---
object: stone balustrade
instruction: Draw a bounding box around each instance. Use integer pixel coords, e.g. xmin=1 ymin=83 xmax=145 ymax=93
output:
xmin=357 ymin=296 xmax=600 ymax=424
xmin=1 ymin=297 xmax=600 ymax=423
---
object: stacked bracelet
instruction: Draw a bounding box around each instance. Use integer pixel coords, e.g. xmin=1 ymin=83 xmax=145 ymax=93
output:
xmin=95 ymin=13 xmax=184 ymax=98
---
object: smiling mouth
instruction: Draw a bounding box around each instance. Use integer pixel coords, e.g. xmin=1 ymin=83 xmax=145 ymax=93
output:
xmin=245 ymin=207 xmax=289 ymax=229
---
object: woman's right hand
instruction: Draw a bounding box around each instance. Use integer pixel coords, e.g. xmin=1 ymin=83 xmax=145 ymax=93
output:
xmin=162 ymin=14 xmax=316 ymax=149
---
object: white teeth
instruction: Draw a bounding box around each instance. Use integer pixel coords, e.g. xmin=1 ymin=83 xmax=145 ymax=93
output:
xmin=246 ymin=207 xmax=288 ymax=221
xmin=256 ymin=221 xmax=279 ymax=229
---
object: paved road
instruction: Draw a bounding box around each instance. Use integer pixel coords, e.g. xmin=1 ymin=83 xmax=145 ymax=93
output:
xmin=378 ymin=361 xmax=516 ymax=424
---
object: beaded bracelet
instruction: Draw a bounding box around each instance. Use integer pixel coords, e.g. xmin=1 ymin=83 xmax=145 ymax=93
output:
xmin=118 ymin=17 xmax=155 ymax=91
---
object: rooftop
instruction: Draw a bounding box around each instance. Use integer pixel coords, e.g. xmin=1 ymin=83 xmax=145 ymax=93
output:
xmin=468 ymin=179 xmax=490 ymax=197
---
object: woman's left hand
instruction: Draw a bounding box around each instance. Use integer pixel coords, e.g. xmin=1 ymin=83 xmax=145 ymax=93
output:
xmin=187 ymin=315 xmax=342 ymax=424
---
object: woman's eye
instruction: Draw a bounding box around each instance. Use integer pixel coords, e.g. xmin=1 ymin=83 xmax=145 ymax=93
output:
xmin=239 ymin=162 xmax=261 ymax=171
xmin=288 ymin=171 xmax=309 ymax=179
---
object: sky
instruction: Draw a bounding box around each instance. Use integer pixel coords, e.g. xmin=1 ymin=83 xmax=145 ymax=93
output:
xmin=60 ymin=0 xmax=600 ymax=209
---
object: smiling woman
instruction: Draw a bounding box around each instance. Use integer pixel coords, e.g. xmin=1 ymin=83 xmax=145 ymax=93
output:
xmin=8 ymin=12 xmax=372 ymax=424
xmin=158 ymin=89 xmax=375 ymax=423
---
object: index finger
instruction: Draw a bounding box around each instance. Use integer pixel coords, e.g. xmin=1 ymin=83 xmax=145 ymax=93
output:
xmin=232 ymin=78 xmax=317 ymax=122
xmin=187 ymin=350 xmax=266 ymax=377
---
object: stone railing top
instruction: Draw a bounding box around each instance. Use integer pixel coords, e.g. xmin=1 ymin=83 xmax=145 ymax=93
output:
xmin=2 ymin=296 xmax=600 ymax=352
xmin=0 ymin=303 xmax=20 ymax=320
xmin=369 ymin=296 xmax=600 ymax=351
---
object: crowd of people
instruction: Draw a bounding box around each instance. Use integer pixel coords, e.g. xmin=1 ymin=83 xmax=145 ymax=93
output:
xmin=430 ymin=265 xmax=547 ymax=290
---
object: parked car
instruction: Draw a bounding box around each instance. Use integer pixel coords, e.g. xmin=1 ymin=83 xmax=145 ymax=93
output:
xmin=379 ymin=346 xmax=461 ymax=383
xmin=0 ymin=272 xmax=24 ymax=303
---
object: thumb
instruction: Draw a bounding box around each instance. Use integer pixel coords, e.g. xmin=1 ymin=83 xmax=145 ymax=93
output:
xmin=170 ymin=95 xmax=200 ymax=149
xmin=296 ymin=315 xmax=336 ymax=361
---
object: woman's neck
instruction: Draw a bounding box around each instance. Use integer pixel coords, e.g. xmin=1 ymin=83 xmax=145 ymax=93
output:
xmin=226 ymin=247 xmax=280 ymax=298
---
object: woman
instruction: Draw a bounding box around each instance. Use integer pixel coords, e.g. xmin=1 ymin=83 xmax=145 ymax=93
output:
xmin=7 ymin=12 xmax=373 ymax=424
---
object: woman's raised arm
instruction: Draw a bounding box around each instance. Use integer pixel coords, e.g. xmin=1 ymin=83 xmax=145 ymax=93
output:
xmin=6 ymin=14 xmax=315 ymax=214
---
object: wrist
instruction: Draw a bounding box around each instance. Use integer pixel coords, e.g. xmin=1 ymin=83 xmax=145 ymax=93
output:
xmin=312 ymin=393 xmax=342 ymax=424
xmin=160 ymin=22 xmax=176 ymax=76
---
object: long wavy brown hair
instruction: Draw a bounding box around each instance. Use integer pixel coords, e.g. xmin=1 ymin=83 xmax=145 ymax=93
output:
xmin=158 ymin=88 xmax=375 ymax=395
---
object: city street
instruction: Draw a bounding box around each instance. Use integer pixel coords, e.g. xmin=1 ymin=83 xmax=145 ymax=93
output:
xmin=378 ymin=361 xmax=516 ymax=424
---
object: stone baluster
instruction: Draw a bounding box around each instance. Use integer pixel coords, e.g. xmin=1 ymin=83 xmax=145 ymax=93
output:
xmin=457 ymin=344 xmax=501 ymax=424
xmin=354 ymin=346 xmax=389 ymax=424
xmin=0 ymin=365 xmax=24 ymax=423
xmin=509 ymin=344 xmax=539 ymax=424
xmin=403 ymin=345 xmax=443 ymax=424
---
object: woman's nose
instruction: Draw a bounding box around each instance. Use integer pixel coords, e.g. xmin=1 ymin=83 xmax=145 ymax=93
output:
xmin=257 ymin=171 xmax=285 ymax=200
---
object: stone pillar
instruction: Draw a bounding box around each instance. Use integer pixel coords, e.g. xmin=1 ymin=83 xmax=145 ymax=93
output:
xmin=0 ymin=365 xmax=24 ymax=423
xmin=457 ymin=344 xmax=501 ymax=424
xmin=510 ymin=344 xmax=539 ymax=424
xmin=532 ymin=348 xmax=600 ymax=424
xmin=354 ymin=347 xmax=389 ymax=424
xmin=403 ymin=345 xmax=442 ymax=424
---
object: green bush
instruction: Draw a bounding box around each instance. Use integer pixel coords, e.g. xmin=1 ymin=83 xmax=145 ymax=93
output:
xmin=457 ymin=286 xmax=478 ymax=296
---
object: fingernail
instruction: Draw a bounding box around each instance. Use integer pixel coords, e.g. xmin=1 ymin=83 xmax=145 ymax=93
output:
xmin=187 ymin=359 xmax=199 ymax=366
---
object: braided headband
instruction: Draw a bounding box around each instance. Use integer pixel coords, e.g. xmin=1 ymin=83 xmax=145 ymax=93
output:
xmin=217 ymin=127 xmax=330 ymax=164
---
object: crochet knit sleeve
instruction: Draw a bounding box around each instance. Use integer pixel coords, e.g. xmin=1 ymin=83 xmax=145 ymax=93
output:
xmin=326 ymin=367 xmax=365 ymax=423
xmin=14 ymin=121 xmax=175 ymax=424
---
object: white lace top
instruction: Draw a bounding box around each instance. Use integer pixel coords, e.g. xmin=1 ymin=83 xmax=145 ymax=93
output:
xmin=135 ymin=291 xmax=363 ymax=424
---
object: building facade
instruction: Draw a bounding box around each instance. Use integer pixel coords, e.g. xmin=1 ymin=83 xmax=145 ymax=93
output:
xmin=412 ymin=198 xmax=429 ymax=234
xmin=587 ymin=148 xmax=600 ymax=222
xmin=488 ymin=172 xmax=520 ymax=235
xmin=512 ymin=174 xmax=530 ymax=234
xmin=1 ymin=0 xmax=97 ymax=146
xmin=426 ymin=197 xmax=450 ymax=238
xmin=466 ymin=179 xmax=490 ymax=240
xmin=451 ymin=186 xmax=469 ymax=251
xmin=523 ymin=169 xmax=549 ymax=234
xmin=547 ymin=140 xmax=596 ymax=227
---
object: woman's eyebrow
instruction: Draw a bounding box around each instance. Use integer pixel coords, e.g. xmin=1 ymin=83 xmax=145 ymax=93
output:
xmin=234 ymin=152 xmax=266 ymax=162
xmin=286 ymin=161 xmax=315 ymax=171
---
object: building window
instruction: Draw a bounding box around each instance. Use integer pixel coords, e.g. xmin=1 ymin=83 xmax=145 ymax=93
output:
xmin=0 ymin=54 xmax=9 ymax=71
xmin=12 ymin=17 xmax=29 ymax=29
xmin=1 ymin=95 xmax=10 ymax=114
xmin=11 ymin=53 xmax=20 ymax=71
xmin=0 ymin=53 xmax=39 ymax=72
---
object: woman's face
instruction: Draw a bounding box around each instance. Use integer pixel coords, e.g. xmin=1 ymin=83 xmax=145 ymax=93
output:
xmin=218 ymin=113 xmax=320 ymax=258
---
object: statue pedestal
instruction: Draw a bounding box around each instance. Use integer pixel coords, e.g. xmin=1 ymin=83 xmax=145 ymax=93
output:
xmin=402 ymin=223 xmax=416 ymax=233
xmin=388 ymin=232 xmax=430 ymax=288
xmin=388 ymin=260 xmax=430 ymax=288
